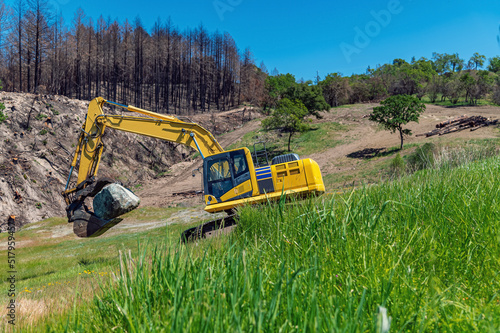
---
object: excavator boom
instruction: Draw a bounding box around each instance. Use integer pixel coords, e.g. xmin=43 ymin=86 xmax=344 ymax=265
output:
xmin=68 ymin=97 xmax=223 ymax=186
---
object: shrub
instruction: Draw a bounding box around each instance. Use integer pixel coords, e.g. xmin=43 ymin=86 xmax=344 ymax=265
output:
xmin=406 ymin=143 xmax=436 ymax=171
xmin=389 ymin=153 xmax=405 ymax=178
xmin=39 ymin=129 xmax=48 ymax=135
xmin=492 ymin=84 xmax=500 ymax=105
xmin=0 ymin=102 xmax=6 ymax=124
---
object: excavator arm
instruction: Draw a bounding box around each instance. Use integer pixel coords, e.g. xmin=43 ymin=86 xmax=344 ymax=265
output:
xmin=62 ymin=97 xmax=224 ymax=237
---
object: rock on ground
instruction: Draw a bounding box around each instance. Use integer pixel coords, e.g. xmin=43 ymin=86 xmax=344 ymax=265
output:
xmin=93 ymin=184 xmax=140 ymax=220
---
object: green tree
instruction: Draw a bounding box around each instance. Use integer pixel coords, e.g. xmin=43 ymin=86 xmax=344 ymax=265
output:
xmin=320 ymin=73 xmax=351 ymax=107
xmin=469 ymin=70 xmax=494 ymax=105
xmin=286 ymin=81 xmax=330 ymax=118
xmin=432 ymin=52 xmax=464 ymax=73
xmin=460 ymin=72 xmax=476 ymax=103
xmin=469 ymin=52 xmax=486 ymax=70
xmin=348 ymin=74 xmax=370 ymax=103
xmin=443 ymin=73 xmax=463 ymax=104
xmin=264 ymin=73 xmax=297 ymax=109
xmin=265 ymin=74 xmax=329 ymax=118
xmin=449 ymin=53 xmax=464 ymax=72
xmin=432 ymin=52 xmax=452 ymax=74
xmin=262 ymin=98 xmax=309 ymax=152
xmin=395 ymin=62 xmax=434 ymax=97
xmin=411 ymin=57 xmax=437 ymax=77
xmin=487 ymin=56 xmax=500 ymax=73
xmin=426 ymin=75 xmax=443 ymax=103
xmin=369 ymin=94 xmax=426 ymax=150
xmin=458 ymin=71 xmax=492 ymax=105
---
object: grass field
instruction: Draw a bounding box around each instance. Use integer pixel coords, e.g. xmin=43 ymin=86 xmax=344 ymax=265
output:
xmin=9 ymin=152 xmax=499 ymax=332
xmin=0 ymin=206 xmax=195 ymax=330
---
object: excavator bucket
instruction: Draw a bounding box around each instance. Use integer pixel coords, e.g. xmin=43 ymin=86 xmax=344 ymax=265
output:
xmin=71 ymin=208 xmax=123 ymax=238
xmin=64 ymin=177 xmax=138 ymax=238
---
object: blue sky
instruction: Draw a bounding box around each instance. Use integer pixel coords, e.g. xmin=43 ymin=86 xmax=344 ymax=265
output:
xmin=13 ymin=0 xmax=500 ymax=80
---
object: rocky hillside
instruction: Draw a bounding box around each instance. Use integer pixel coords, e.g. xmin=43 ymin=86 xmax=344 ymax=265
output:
xmin=0 ymin=92 xmax=259 ymax=230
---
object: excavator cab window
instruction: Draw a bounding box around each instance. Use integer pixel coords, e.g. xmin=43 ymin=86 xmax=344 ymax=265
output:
xmin=231 ymin=150 xmax=251 ymax=192
xmin=206 ymin=158 xmax=233 ymax=198
xmin=208 ymin=159 xmax=231 ymax=181
xmin=204 ymin=149 xmax=251 ymax=200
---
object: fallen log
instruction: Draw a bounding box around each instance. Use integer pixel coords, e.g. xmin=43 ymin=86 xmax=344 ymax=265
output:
xmin=470 ymin=123 xmax=488 ymax=132
xmin=436 ymin=115 xmax=467 ymax=128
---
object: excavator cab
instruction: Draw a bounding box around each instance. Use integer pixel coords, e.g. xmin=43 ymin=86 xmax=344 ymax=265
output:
xmin=203 ymin=148 xmax=253 ymax=205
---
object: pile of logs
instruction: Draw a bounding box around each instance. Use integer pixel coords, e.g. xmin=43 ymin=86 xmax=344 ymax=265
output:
xmin=417 ymin=115 xmax=499 ymax=137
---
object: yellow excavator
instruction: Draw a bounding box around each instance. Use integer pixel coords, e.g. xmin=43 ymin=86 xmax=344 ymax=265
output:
xmin=62 ymin=97 xmax=325 ymax=239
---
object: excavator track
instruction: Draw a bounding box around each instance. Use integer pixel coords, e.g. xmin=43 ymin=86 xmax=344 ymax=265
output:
xmin=181 ymin=213 xmax=237 ymax=242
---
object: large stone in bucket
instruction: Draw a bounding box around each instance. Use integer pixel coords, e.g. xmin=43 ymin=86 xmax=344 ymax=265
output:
xmin=93 ymin=184 xmax=140 ymax=220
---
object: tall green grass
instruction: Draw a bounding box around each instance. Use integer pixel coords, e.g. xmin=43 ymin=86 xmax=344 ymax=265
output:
xmin=36 ymin=156 xmax=500 ymax=332
xmin=388 ymin=140 xmax=500 ymax=178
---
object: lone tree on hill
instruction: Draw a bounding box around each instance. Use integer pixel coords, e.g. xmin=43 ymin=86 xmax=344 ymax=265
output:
xmin=369 ymin=94 xmax=426 ymax=150
xmin=262 ymin=98 xmax=309 ymax=152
